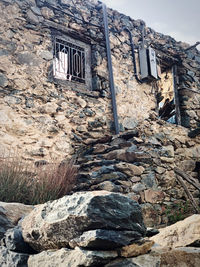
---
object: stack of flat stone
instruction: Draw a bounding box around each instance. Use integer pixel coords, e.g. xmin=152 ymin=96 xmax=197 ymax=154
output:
xmin=1 ymin=192 xmax=200 ymax=266
xmin=21 ymin=191 xmax=148 ymax=266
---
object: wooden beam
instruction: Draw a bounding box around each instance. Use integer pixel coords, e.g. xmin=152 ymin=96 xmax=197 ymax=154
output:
xmin=174 ymin=167 xmax=200 ymax=191
xmin=175 ymin=174 xmax=200 ymax=214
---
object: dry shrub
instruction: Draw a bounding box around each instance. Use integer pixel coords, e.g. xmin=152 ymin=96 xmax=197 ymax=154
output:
xmin=0 ymin=157 xmax=77 ymax=205
xmin=0 ymin=157 xmax=33 ymax=204
xmin=31 ymin=161 xmax=78 ymax=204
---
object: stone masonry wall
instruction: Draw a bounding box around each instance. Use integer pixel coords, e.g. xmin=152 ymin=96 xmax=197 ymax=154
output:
xmin=0 ymin=0 xmax=200 ymax=162
xmin=74 ymin=115 xmax=200 ymax=227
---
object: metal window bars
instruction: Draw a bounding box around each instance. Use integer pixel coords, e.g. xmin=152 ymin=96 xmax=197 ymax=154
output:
xmin=53 ymin=38 xmax=85 ymax=83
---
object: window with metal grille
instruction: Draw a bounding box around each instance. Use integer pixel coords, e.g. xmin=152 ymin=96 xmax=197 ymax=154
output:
xmin=53 ymin=38 xmax=85 ymax=83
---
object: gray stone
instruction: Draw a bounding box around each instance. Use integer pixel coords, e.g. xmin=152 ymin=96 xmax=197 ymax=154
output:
xmin=22 ymin=191 xmax=146 ymax=251
xmin=17 ymin=52 xmax=41 ymax=66
xmin=26 ymin=10 xmax=40 ymax=24
xmin=141 ymin=172 xmax=157 ymax=189
xmin=98 ymin=165 xmax=115 ymax=174
xmin=146 ymin=228 xmax=159 ymax=237
xmin=39 ymin=50 xmax=53 ymax=60
xmin=195 ymin=55 xmax=200 ymax=63
xmin=132 ymin=183 xmax=146 ymax=193
xmin=4 ymin=96 xmax=21 ymax=105
xmin=126 ymin=151 xmax=152 ymax=164
xmin=69 ymin=229 xmax=142 ymax=249
xmin=88 ymin=119 xmax=104 ymax=128
xmin=0 ymin=246 xmax=29 ymax=267
xmin=0 ymin=207 xmax=13 ymax=240
xmin=30 ymin=6 xmax=42 ymax=16
xmin=105 ymin=259 xmax=140 ymax=267
xmin=123 ymin=118 xmax=138 ymax=130
xmin=99 ymin=172 xmax=127 ymax=182
xmin=2 ymin=227 xmax=35 ymax=254
xmin=92 ymin=76 xmax=101 ymax=91
xmin=28 ymin=247 xmax=118 ymax=267
xmin=186 ymin=51 xmax=195 ymax=59
xmin=25 ymin=98 xmax=34 ymax=108
xmin=83 ymin=108 xmax=95 ymax=117
xmin=91 ymin=181 xmax=121 ymax=192
xmin=1 ymin=0 xmax=12 ymax=3
xmin=0 ymin=73 xmax=8 ymax=88
xmin=0 ymin=202 xmax=33 ymax=239
xmin=187 ymin=70 xmax=195 ymax=77
xmin=127 ymin=145 xmax=138 ymax=153
xmin=0 ymin=49 xmax=9 ymax=56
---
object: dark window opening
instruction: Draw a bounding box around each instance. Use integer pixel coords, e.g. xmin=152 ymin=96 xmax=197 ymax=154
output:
xmin=53 ymin=38 xmax=85 ymax=84
xmin=156 ymin=68 xmax=176 ymax=124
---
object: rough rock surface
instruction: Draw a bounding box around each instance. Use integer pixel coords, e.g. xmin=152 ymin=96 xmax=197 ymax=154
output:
xmin=69 ymin=229 xmax=142 ymax=249
xmin=0 ymin=207 xmax=13 ymax=240
xmin=28 ymin=247 xmax=118 ymax=267
xmin=106 ymin=247 xmax=200 ymax=267
xmin=0 ymin=202 xmax=33 ymax=239
xmin=22 ymin=191 xmax=146 ymax=251
xmin=0 ymin=246 xmax=29 ymax=267
xmin=2 ymin=227 xmax=35 ymax=254
xmin=151 ymin=215 xmax=200 ymax=248
xmin=119 ymin=239 xmax=154 ymax=258
xmin=0 ymin=202 xmax=34 ymax=226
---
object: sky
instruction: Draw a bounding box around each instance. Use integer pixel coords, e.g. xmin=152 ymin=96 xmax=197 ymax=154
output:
xmin=101 ymin=0 xmax=200 ymax=46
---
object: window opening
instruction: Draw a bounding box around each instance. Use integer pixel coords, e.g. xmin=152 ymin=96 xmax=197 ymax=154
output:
xmin=53 ymin=38 xmax=85 ymax=83
xmin=157 ymin=69 xmax=176 ymax=124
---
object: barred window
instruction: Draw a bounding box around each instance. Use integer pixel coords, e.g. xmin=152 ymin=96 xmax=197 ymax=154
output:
xmin=53 ymin=38 xmax=86 ymax=84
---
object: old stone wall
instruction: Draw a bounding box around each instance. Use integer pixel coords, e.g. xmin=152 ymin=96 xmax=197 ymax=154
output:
xmin=0 ymin=0 xmax=200 ymax=162
xmin=74 ymin=115 xmax=200 ymax=227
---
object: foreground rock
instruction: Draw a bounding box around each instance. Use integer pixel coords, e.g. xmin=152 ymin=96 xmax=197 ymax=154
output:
xmin=0 ymin=246 xmax=29 ymax=267
xmin=119 ymin=239 xmax=154 ymax=258
xmin=0 ymin=202 xmax=33 ymax=239
xmin=69 ymin=229 xmax=142 ymax=249
xmin=105 ymin=247 xmax=200 ymax=267
xmin=22 ymin=191 xmax=146 ymax=251
xmin=151 ymin=215 xmax=200 ymax=248
xmin=2 ymin=227 xmax=35 ymax=254
xmin=28 ymin=247 xmax=118 ymax=267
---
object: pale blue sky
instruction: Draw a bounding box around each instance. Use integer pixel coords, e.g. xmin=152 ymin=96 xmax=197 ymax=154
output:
xmin=102 ymin=0 xmax=200 ymax=46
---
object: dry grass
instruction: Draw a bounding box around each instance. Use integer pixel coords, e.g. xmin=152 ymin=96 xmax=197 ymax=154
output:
xmin=0 ymin=157 xmax=77 ymax=205
xmin=0 ymin=157 xmax=32 ymax=204
xmin=31 ymin=161 xmax=78 ymax=204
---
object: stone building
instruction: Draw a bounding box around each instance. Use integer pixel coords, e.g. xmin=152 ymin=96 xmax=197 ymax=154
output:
xmin=1 ymin=0 xmax=200 ymax=227
xmin=0 ymin=0 xmax=200 ymax=161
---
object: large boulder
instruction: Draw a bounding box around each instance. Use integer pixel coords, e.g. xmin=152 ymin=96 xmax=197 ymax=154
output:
xmin=0 ymin=202 xmax=33 ymax=240
xmin=150 ymin=215 xmax=200 ymax=248
xmin=22 ymin=191 xmax=146 ymax=251
xmin=28 ymin=247 xmax=118 ymax=267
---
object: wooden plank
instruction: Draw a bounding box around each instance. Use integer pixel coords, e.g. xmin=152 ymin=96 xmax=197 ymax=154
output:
xmin=174 ymin=167 xmax=200 ymax=191
xmin=175 ymin=174 xmax=200 ymax=214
